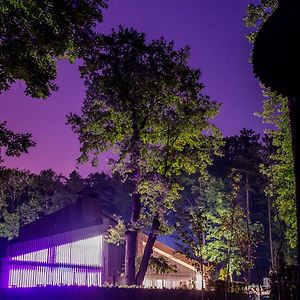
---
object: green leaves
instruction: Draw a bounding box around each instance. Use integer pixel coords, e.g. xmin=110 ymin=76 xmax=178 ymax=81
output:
xmin=259 ymin=95 xmax=296 ymax=251
xmin=105 ymin=216 xmax=126 ymax=246
xmin=243 ymin=0 xmax=277 ymax=44
xmin=68 ymin=27 xmax=222 ymax=235
xmin=136 ymin=255 xmax=177 ymax=275
xmin=244 ymin=0 xmax=296 ymax=262
xmin=175 ymin=173 xmax=263 ymax=280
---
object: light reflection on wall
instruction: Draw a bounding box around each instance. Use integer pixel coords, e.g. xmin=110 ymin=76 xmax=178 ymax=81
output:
xmin=9 ymin=236 xmax=102 ymax=288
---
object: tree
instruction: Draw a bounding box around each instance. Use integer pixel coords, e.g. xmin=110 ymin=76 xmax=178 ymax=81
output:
xmin=0 ymin=168 xmax=77 ymax=239
xmin=0 ymin=168 xmax=34 ymax=238
xmin=68 ymin=27 xmax=222 ymax=285
xmin=0 ymin=0 xmax=108 ymax=98
xmin=175 ymin=173 xmax=263 ymax=288
xmin=1 ymin=1 xmax=108 ymax=171
xmin=243 ymin=0 xmax=277 ymax=45
xmin=244 ymin=0 xmax=297 ymax=263
xmin=0 ymin=168 xmax=133 ymax=240
xmin=210 ymin=129 xmax=269 ymax=281
xmin=259 ymin=93 xmax=296 ymax=259
xmin=84 ymin=172 xmax=132 ymax=219
xmin=0 ymin=121 xmax=35 ymax=164
xmin=244 ymin=1 xmax=298 ymax=297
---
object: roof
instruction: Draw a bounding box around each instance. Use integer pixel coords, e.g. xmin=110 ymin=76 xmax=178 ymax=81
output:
xmin=138 ymin=233 xmax=204 ymax=272
xmin=8 ymin=224 xmax=103 ymax=257
xmin=15 ymin=197 xmax=104 ymax=243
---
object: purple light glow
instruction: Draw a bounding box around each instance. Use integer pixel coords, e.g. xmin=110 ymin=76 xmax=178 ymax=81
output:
xmin=9 ymin=236 xmax=102 ymax=288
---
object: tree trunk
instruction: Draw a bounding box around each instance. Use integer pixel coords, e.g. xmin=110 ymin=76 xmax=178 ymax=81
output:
xmin=287 ymin=96 xmax=300 ymax=300
xmin=135 ymin=216 xmax=160 ymax=286
xmin=125 ymin=192 xmax=141 ymax=285
xmin=125 ymin=230 xmax=138 ymax=285
xmin=267 ymin=194 xmax=275 ymax=270
xmin=266 ymin=136 xmax=276 ymax=271
xmin=135 ymin=232 xmax=157 ymax=286
xmin=200 ymin=226 xmax=205 ymax=300
xmin=226 ymin=204 xmax=236 ymax=299
xmin=245 ymin=174 xmax=251 ymax=283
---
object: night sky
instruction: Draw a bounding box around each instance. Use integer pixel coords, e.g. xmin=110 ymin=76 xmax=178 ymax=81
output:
xmin=0 ymin=0 xmax=263 ymax=177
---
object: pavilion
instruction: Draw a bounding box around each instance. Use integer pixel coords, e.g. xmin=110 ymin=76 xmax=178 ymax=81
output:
xmin=0 ymin=199 xmax=205 ymax=289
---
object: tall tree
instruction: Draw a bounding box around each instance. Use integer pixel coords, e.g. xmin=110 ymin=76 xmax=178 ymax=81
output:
xmin=175 ymin=172 xmax=263 ymax=287
xmin=244 ymin=1 xmax=298 ymax=297
xmin=259 ymin=93 xmax=296 ymax=259
xmin=210 ymin=129 xmax=268 ymax=281
xmin=0 ymin=0 xmax=108 ymax=98
xmin=244 ymin=0 xmax=296 ymax=262
xmin=68 ymin=27 xmax=222 ymax=285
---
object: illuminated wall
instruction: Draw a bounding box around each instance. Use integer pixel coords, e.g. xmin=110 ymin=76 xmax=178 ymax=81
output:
xmin=8 ymin=236 xmax=103 ymax=288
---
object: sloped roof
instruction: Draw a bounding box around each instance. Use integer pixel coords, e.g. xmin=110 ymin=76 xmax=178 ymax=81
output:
xmin=15 ymin=197 xmax=103 ymax=242
xmin=138 ymin=233 xmax=204 ymax=271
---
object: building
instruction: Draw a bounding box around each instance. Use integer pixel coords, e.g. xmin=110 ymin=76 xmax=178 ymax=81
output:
xmin=138 ymin=234 xmax=206 ymax=289
xmin=0 ymin=199 xmax=206 ymax=289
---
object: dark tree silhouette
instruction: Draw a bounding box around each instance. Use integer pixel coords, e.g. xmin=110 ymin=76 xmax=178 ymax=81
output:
xmin=249 ymin=1 xmax=300 ymax=298
xmin=0 ymin=0 xmax=107 ymax=98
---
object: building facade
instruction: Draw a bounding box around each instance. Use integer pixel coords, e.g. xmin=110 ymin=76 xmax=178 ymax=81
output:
xmin=0 ymin=200 xmax=206 ymax=289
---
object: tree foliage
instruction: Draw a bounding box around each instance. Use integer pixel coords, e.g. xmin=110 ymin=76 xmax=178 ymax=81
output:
xmin=136 ymin=255 xmax=177 ymax=275
xmin=84 ymin=172 xmax=132 ymax=219
xmin=0 ymin=121 xmax=35 ymax=164
xmin=0 ymin=0 xmax=108 ymax=98
xmin=0 ymin=168 xmax=74 ymax=238
xmin=68 ymin=27 xmax=222 ymax=284
xmin=209 ymin=129 xmax=271 ymax=279
xmin=259 ymin=93 xmax=296 ymax=252
xmin=244 ymin=0 xmax=278 ymax=44
xmin=0 ymin=168 xmax=131 ymax=239
xmin=244 ymin=0 xmax=296 ymax=259
xmin=175 ymin=172 xmax=263 ymax=281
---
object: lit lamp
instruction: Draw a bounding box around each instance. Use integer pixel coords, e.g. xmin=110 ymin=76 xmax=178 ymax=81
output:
xmin=252 ymin=0 xmax=300 ymax=298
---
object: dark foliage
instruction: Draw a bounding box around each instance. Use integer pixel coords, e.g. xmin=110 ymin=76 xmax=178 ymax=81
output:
xmin=0 ymin=0 xmax=108 ymax=98
xmin=0 ymin=122 xmax=35 ymax=164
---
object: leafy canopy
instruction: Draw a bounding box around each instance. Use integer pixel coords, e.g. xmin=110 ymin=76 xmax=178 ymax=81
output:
xmin=68 ymin=27 xmax=221 ymax=179
xmin=244 ymin=0 xmax=296 ymax=255
xmin=0 ymin=121 xmax=35 ymax=164
xmin=68 ymin=26 xmax=222 ymax=233
xmin=175 ymin=173 xmax=263 ymax=279
xmin=0 ymin=0 xmax=108 ymax=98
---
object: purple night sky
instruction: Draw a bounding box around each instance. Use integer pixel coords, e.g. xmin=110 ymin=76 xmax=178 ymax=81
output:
xmin=0 ymin=0 xmax=263 ymax=177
